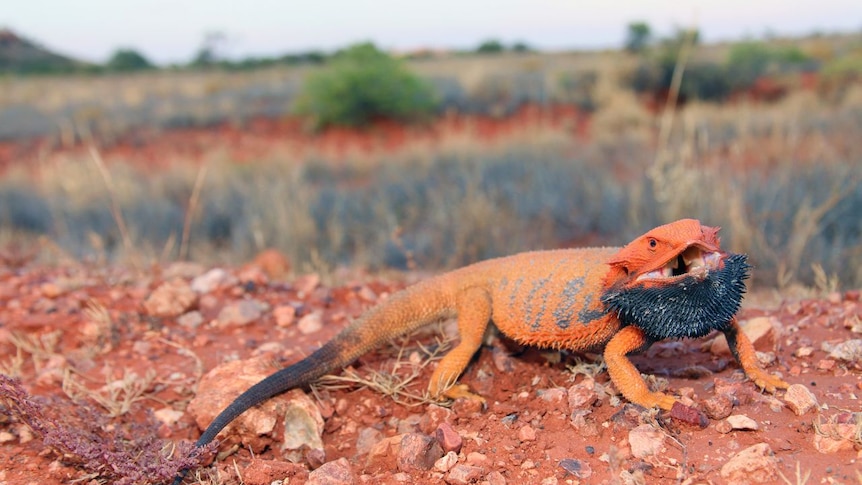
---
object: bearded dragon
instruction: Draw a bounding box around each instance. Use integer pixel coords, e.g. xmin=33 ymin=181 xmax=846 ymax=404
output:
xmin=172 ymin=219 xmax=787 ymax=482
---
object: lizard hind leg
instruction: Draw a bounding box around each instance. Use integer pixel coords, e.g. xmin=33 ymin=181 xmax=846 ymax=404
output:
xmin=428 ymin=287 xmax=492 ymax=404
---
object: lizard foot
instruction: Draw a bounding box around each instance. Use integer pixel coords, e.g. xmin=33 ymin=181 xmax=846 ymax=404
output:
xmin=635 ymin=391 xmax=678 ymax=411
xmin=441 ymin=384 xmax=487 ymax=408
xmin=750 ymin=370 xmax=789 ymax=393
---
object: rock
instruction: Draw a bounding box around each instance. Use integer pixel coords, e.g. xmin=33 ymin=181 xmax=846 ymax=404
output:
xmin=719 ymin=443 xmax=777 ymax=484
xmin=419 ymin=404 xmax=453 ymax=434
xmin=465 ymin=452 xmax=488 ymax=467
xmin=273 ymin=305 xmax=297 ymax=328
xmin=242 ymin=459 xmax=307 ymax=485
xmin=397 ymin=433 xmax=444 ymax=472
xmin=435 ymin=422 xmax=463 ymax=453
xmin=628 ymin=424 xmax=665 ymax=458
xmin=824 ymin=339 xmax=862 ymax=363
xmin=486 ymin=470 xmax=507 ymax=485
xmin=177 ymin=310 xmax=204 ymax=329
xmin=491 ymin=346 xmax=515 ymax=372
xmin=298 ymin=311 xmax=324 ymax=335
xmin=537 ymin=387 xmax=567 ymax=403
xmin=434 ymin=451 xmax=459 ymax=473
xmin=445 ymin=465 xmax=484 ymax=485
xmin=702 ymin=394 xmax=734 ymax=420
xmin=153 ymin=408 xmax=184 ymax=426
xmin=709 ymin=317 xmax=779 ymax=355
xmin=355 ymin=427 xmax=383 ymax=456
xmin=567 ymin=378 xmax=598 ymax=410
xmin=216 ymin=299 xmax=268 ymax=327
xmin=295 ymin=273 xmax=321 ymax=296
xmin=784 ymin=384 xmax=818 ymax=416
xmin=281 ymin=390 xmax=326 ymax=460
xmin=144 ymin=278 xmax=197 ymax=317
xmin=307 ymin=457 xmax=354 ymax=485
xmin=191 ymin=268 xmax=235 ymax=294
xmin=366 ymin=434 xmax=403 ymax=473
xmin=187 ymin=357 xmax=320 ymax=453
xmin=726 ymin=414 xmax=759 ymax=431
xmin=813 ymin=423 xmax=856 ymax=453
xmin=517 ymin=424 xmax=537 ymax=442
xmin=248 ymin=249 xmax=291 ymax=280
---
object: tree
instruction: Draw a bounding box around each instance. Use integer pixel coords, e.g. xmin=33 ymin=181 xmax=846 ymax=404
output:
xmin=294 ymin=42 xmax=438 ymax=130
xmin=106 ymin=48 xmax=154 ymax=71
xmin=476 ymin=39 xmax=505 ymax=54
xmin=625 ymin=22 xmax=652 ymax=54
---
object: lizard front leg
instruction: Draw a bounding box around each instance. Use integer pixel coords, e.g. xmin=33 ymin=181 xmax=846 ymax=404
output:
xmin=428 ymin=287 xmax=491 ymax=402
xmin=604 ymin=325 xmax=677 ymax=410
xmin=723 ymin=317 xmax=788 ymax=392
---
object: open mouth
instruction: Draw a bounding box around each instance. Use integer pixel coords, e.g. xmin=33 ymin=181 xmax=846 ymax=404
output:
xmin=636 ymin=245 xmax=723 ymax=282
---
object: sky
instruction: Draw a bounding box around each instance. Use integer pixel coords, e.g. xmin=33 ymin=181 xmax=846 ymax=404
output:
xmin=3 ymin=0 xmax=861 ymax=65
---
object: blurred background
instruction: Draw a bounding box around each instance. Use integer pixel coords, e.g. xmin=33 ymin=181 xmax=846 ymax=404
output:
xmin=0 ymin=0 xmax=861 ymax=289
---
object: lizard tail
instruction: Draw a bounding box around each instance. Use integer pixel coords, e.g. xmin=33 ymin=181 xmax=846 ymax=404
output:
xmin=172 ymin=279 xmax=454 ymax=483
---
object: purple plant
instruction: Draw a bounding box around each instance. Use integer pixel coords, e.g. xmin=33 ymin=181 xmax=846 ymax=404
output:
xmin=0 ymin=375 xmax=215 ymax=485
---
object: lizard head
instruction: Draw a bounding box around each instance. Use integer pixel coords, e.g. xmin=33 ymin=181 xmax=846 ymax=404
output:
xmin=601 ymin=219 xmax=750 ymax=341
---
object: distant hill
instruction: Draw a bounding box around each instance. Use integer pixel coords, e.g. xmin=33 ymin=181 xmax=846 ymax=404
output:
xmin=0 ymin=28 xmax=90 ymax=74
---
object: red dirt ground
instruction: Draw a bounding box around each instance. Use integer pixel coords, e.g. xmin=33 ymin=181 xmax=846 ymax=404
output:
xmin=0 ymin=253 xmax=860 ymax=485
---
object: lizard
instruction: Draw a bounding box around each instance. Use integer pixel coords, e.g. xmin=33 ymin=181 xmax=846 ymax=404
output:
xmin=171 ymin=218 xmax=787 ymax=483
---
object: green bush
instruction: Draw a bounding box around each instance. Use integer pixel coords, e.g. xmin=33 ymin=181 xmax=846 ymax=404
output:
xmin=294 ymin=42 xmax=438 ymax=130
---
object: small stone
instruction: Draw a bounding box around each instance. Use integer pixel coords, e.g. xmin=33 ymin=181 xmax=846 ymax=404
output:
xmin=703 ymin=394 xmax=734 ymax=420
xmin=191 ymin=268 xmax=235 ymax=294
xmin=465 ymin=452 xmax=489 ymax=467
xmin=295 ymin=273 xmax=321 ymax=296
xmin=784 ymin=384 xmax=818 ymax=416
xmin=365 ymin=434 xmax=403 ymax=473
xmin=419 ymin=404 xmax=453 ymax=434
xmin=40 ymin=282 xmax=64 ymax=298
xmin=355 ymin=427 xmax=383 ymax=456
xmin=216 ymin=299 xmax=267 ymax=327
xmin=715 ymin=420 xmax=733 ymax=434
xmin=0 ymin=431 xmax=14 ymax=443
xmin=825 ymin=339 xmax=862 ymax=363
xmin=567 ymin=378 xmax=598 ymax=410
xmin=153 ymin=408 xmax=184 ymax=426
xmin=144 ymin=278 xmax=197 ymax=318
xmin=628 ymin=424 xmax=665 ymax=458
xmin=537 ymin=387 xmax=567 ymax=403
xmin=281 ymin=391 xmax=326 ymax=459
xmin=486 ymin=470 xmax=507 ymax=485
xmin=435 ymin=422 xmax=463 ymax=453
xmin=719 ymin=443 xmax=778 ymax=484
xmin=445 ymin=465 xmax=484 ymax=485
xmin=298 ymin=312 xmax=324 ymax=335
xmin=273 ymin=305 xmax=297 ymax=328
xmin=248 ymin=249 xmax=291 ymax=280
xmin=491 ymin=347 xmax=515 ymax=372
xmin=813 ymin=422 xmax=856 ymax=453
xmin=517 ymin=424 xmax=537 ymax=442
xmin=794 ymin=346 xmax=815 ymax=358
xmin=434 ymin=451 xmax=459 ymax=473
xmin=563 ymin=457 xmax=592 ymax=478
xmin=710 ymin=317 xmax=779 ymax=355
xmin=307 ymin=457 xmax=354 ymax=485
xmin=397 ymin=433 xmax=443 ymax=472
xmin=177 ymin=310 xmax=204 ymax=329
xmin=726 ymin=414 xmax=759 ymax=431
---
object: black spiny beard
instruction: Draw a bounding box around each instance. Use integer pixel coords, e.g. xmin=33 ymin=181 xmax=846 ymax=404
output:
xmin=601 ymin=254 xmax=751 ymax=341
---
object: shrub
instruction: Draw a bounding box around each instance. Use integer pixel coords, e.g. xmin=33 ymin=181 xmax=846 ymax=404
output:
xmin=294 ymin=42 xmax=438 ymax=130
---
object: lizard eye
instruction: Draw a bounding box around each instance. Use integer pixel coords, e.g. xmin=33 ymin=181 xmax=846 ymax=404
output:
xmin=648 ymin=238 xmax=657 ymax=248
